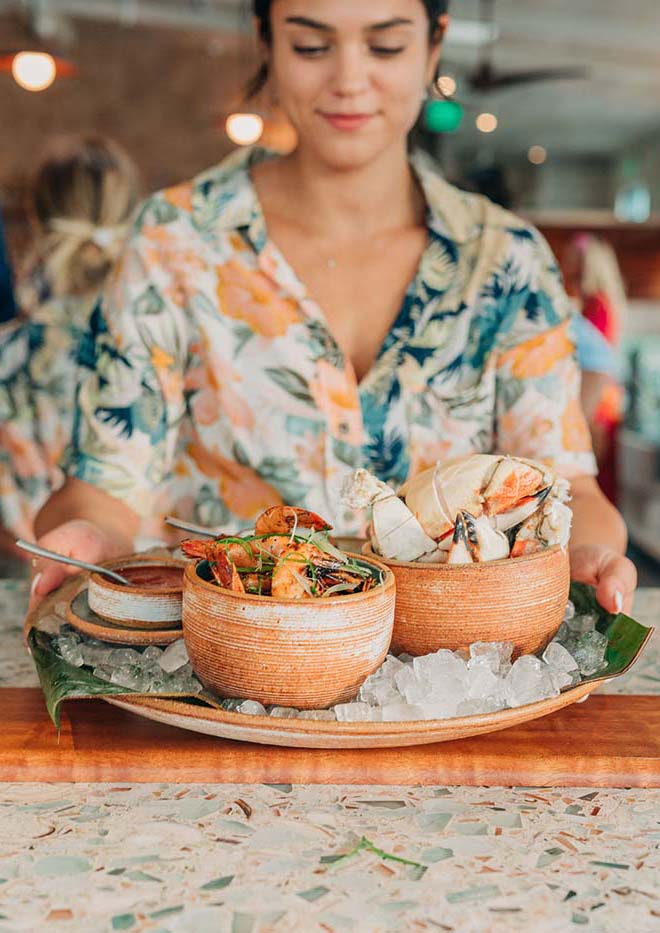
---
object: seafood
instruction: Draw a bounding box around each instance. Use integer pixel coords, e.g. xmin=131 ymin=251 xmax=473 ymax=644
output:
xmin=399 ymin=455 xmax=553 ymax=541
xmin=271 ymin=542 xmax=371 ymax=599
xmin=254 ymin=506 xmax=332 ymax=536
xmin=447 ymin=511 xmax=510 ymax=564
xmin=344 ymin=454 xmax=572 ymax=564
xmin=181 ymin=506 xmax=375 ymax=598
xmin=342 ymin=469 xmax=441 ymax=563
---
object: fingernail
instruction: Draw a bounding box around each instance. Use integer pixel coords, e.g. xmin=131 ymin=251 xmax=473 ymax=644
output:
xmin=614 ymin=589 xmax=623 ymax=613
xmin=30 ymin=572 xmax=43 ymax=597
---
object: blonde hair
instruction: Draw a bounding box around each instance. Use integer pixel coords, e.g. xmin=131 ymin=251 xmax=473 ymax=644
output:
xmin=579 ymin=235 xmax=628 ymax=331
xmin=26 ymin=135 xmax=140 ymax=297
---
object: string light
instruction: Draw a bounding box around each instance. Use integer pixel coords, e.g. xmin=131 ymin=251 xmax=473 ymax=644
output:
xmin=225 ymin=113 xmax=264 ymax=146
xmin=476 ymin=112 xmax=498 ymax=133
xmin=436 ymin=74 xmax=457 ymax=97
xmin=11 ymin=51 xmax=56 ymax=91
xmin=528 ymin=145 xmax=547 ymax=165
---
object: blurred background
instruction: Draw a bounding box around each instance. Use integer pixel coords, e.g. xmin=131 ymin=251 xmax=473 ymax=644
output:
xmin=1 ymin=0 xmax=659 ymax=579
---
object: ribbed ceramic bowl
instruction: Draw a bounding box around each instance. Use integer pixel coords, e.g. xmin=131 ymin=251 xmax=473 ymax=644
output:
xmin=362 ymin=544 xmax=570 ymax=658
xmin=182 ymin=554 xmax=396 ymax=709
xmin=88 ymin=557 xmax=185 ymax=627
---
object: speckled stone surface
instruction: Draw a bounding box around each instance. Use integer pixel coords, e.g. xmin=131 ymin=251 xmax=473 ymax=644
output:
xmin=1 ymin=580 xmax=658 ymax=932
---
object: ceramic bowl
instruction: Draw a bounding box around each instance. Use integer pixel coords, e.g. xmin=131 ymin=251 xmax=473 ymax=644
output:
xmin=182 ymin=554 xmax=396 ymax=709
xmin=362 ymin=544 xmax=570 ymax=658
xmin=88 ymin=557 xmax=185 ymax=627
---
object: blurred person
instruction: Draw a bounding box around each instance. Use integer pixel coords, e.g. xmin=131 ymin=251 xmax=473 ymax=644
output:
xmin=0 ymin=135 xmax=140 ymax=557
xmin=29 ymin=0 xmax=635 ymax=615
xmin=564 ymin=234 xmax=627 ymax=502
xmin=565 ymin=233 xmax=628 ymax=346
xmin=0 ymin=208 xmax=17 ymax=324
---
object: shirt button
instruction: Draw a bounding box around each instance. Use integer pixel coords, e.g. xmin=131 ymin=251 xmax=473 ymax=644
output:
xmin=338 ymin=422 xmax=350 ymax=435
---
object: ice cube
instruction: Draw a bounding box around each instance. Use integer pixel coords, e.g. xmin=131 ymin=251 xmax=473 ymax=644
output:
xmin=297 ymin=710 xmax=336 ymax=720
xmin=504 ymin=656 xmax=559 ymax=708
xmin=465 ymin=663 xmax=506 ymax=705
xmin=381 ymin=703 xmax=424 ymax=721
xmin=158 ymin=639 xmax=189 ymax=673
xmin=566 ymin=612 xmax=598 ymax=635
xmin=237 ymin=700 xmax=267 ymax=716
xmin=572 ymin=630 xmax=608 ymax=676
xmin=142 ymin=646 xmax=163 ymax=662
xmin=334 ymin=702 xmax=379 ymax=722
xmin=109 ymin=648 xmax=143 ymax=666
xmin=221 ymin=698 xmax=244 ymax=712
xmin=92 ymin=665 xmax=114 ymax=683
xmin=109 ymin=665 xmax=143 ymax=690
xmin=413 ymin=649 xmax=468 ymax=686
xmin=468 ymin=641 xmax=514 ymax=675
xmin=57 ymin=635 xmax=84 ymax=667
xmin=563 ymin=600 xmax=575 ymax=622
xmin=542 ymin=641 xmax=579 ymax=673
xmin=269 ymin=707 xmax=300 ymax=719
xmin=394 ymin=665 xmax=431 ymax=704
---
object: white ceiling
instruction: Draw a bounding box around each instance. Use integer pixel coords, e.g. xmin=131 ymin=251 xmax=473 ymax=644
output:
xmin=441 ymin=0 xmax=660 ymax=156
xmin=4 ymin=0 xmax=660 ymax=156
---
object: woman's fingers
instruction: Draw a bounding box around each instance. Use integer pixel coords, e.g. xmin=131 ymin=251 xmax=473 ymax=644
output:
xmin=594 ymin=552 xmax=637 ymax=615
xmin=570 ymin=544 xmax=637 ymax=615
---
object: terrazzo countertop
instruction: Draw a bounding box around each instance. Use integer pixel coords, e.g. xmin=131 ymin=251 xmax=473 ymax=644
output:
xmin=1 ymin=580 xmax=658 ymax=932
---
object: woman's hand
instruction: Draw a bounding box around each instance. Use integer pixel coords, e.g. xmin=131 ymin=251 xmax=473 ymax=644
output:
xmin=27 ymin=519 xmax=121 ymax=613
xmin=569 ymin=543 xmax=637 ymax=615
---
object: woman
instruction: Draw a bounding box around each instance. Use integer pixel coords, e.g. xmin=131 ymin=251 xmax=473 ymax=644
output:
xmin=30 ymin=0 xmax=636 ymax=615
xmin=0 ymin=135 xmax=139 ymax=557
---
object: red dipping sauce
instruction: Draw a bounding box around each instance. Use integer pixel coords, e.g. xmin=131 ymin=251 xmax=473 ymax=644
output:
xmin=119 ymin=565 xmax=183 ymax=590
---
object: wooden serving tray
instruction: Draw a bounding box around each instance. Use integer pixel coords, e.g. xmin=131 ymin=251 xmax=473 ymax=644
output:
xmin=3 ymin=688 xmax=659 ymax=787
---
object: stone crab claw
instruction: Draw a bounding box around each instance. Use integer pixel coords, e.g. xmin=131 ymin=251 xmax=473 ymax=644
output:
xmin=447 ymin=511 xmax=511 ymax=564
xmin=400 ymin=454 xmax=555 ymax=541
xmin=510 ymin=497 xmax=572 ymax=558
xmin=341 ymin=469 xmax=440 ymax=562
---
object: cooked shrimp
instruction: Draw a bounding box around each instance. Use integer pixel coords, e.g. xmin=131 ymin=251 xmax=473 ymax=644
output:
xmin=254 ymin=506 xmax=332 ymax=536
xmin=270 ymin=542 xmax=370 ymax=599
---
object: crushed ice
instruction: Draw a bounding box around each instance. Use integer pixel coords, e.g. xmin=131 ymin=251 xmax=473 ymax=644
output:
xmin=54 ymin=600 xmax=609 ymax=720
xmin=54 ymin=629 xmax=203 ymax=695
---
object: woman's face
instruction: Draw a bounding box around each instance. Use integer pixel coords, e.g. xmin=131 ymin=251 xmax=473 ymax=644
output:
xmin=267 ymin=0 xmax=444 ymax=170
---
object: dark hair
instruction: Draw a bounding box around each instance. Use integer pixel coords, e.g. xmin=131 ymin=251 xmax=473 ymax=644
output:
xmin=247 ymin=0 xmax=450 ymax=98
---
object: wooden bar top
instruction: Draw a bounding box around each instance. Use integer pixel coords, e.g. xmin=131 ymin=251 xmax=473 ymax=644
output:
xmin=2 ymin=688 xmax=659 ymax=786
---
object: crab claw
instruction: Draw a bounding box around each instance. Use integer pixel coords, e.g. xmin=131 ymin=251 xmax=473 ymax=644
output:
xmin=448 ymin=511 xmax=510 ymax=564
xmin=447 ymin=511 xmax=476 ymax=564
xmin=342 ymin=469 xmax=439 ymax=562
xmin=492 ymin=486 xmax=551 ymax=532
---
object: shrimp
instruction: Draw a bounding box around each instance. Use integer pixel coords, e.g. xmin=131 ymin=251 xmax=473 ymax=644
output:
xmin=254 ymin=506 xmax=332 ymax=536
xmin=271 ymin=542 xmax=370 ymax=599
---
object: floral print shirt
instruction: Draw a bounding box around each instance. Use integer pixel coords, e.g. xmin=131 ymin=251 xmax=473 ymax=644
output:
xmin=62 ymin=147 xmax=596 ymax=539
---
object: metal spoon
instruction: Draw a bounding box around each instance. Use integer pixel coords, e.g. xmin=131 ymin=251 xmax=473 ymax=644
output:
xmin=15 ymin=539 xmax=132 ymax=586
xmin=165 ymin=516 xmax=219 ymax=538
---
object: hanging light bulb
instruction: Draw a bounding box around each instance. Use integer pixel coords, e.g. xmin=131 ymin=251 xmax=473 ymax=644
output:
xmin=476 ymin=112 xmax=498 ymax=133
xmin=436 ymin=75 xmax=457 ymax=97
xmin=11 ymin=51 xmax=57 ymax=91
xmin=225 ymin=113 xmax=264 ymax=146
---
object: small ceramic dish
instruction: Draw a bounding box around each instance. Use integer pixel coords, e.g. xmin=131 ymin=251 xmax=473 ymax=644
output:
xmin=362 ymin=543 xmax=570 ymax=659
xmin=88 ymin=557 xmax=185 ymax=627
xmin=182 ymin=553 xmax=396 ymax=709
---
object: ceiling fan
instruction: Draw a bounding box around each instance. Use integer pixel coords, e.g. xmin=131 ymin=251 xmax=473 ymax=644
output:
xmin=457 ymin=0 xmax=589 ymax=94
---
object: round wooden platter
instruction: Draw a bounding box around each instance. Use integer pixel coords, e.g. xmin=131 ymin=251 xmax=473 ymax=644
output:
xmin=67 ymin=589 xmax=183 ymax=646
xmin=105 ymin=678 xmax=603 ymax=749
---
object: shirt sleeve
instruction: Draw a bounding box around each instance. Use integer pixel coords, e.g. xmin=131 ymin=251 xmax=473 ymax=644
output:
xmin=61 ymin=201 xmax=190 ymax=517
xmin=494 ymin=227 xmax=598 ymax=479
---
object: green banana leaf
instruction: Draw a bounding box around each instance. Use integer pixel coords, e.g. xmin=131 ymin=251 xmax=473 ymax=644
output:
xmin=568 ymin=581 xmax=653 ymax=683
xmin=28 ymin=629 xmax=219 ymax=729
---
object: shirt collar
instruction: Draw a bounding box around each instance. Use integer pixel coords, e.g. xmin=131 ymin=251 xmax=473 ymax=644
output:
xmin=203 ymin=146 xmax=479 ymax=251
xmin=409 ymin=150 xmax=480 ymax=246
